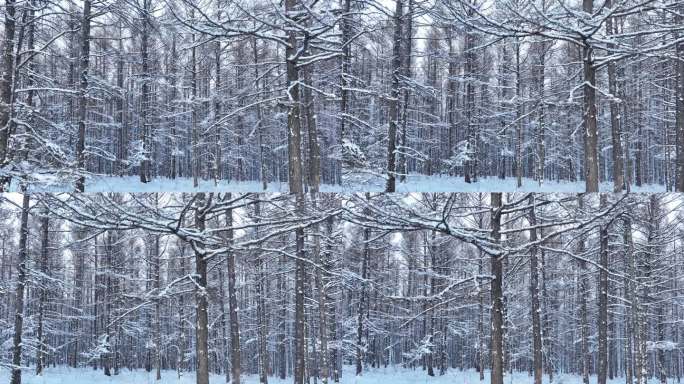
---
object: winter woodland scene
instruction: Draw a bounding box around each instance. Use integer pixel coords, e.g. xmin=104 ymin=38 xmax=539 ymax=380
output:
xmin=0 ymin=192 xmax=683 ymax=384
xmin=0 ymin=0 xmax=682 ymax=191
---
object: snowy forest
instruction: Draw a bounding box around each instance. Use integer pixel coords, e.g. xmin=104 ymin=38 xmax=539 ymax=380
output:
xmin=0 ymin=0 xmax=683 ymax=192
xmin=0 ymin=192 xmax=683 ymax=384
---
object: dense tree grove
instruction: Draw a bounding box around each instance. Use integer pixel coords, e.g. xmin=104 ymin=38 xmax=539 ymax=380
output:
xmin=1 ymin=192 xmax=683 ymax=384
xmin=0 ymin=0 xmax=683 ymax=192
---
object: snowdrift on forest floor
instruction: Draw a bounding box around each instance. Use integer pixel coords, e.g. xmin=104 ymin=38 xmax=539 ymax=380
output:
xmin=0 ymin=366 xmax=669 ymax=384
xmin=344 ymin=174 xmax=666 ymax=193
xmin=9 ymin=174 xmax=666 ymax=192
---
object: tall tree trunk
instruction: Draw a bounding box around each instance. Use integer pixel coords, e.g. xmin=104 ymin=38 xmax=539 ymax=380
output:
xmin=582 ymin=0 xmax=599 ymax=192
xmin=676 ymin=8 xmax=684 ymax=192
xmin=0 ymin=0 xmax=17 ymax=190
xmin=225 ymin=198 xmax=242 ymax=384
xmin=303 ymin=67 xmax=320 ymax=191
xmin=465 ymin=21 xmax=477 ymax=184
xmin=606 ymin=0 xmax=624 ymax=192
xmin=338 ymin=0 xmax=352 ymax=185
xmin=218 ymin=255 xmax=230 ymax=383
xmin=577 ymin=196 xmax=591 ymax=384
xmin=117 ymin=21 xmax=127 ymax=177
xmin=313 ymin=195 xmax=330 ymax=383
xmin=75 ymin=0 xmax=92 ymax=192
xmin=10 ymin=193 xmax=30 ymax=384
xmin=293 ymin=194 xmax=307 ymax=384
xmin=194 ymin=193 xmax=210 ymax=384
xmin=139 ymin=0 xmax=151 ymax=183
xmin=385 ymin=0 xmax=403 ymax=192
xmin=598 ymin=197 xmax=609 ymax=384
xmin=286 ymin=0 xmax=303 ymax=195
xmin=529 ymin=195 xmax=543 ymax=384
xmin=534 ymin=34 xmax=546 ymax=186
xmin=252 ymin=36 xmax=268 ymax=190
xmin=191 ymin=34 xmax=199 ymax=188
xmin=35 ymin=208 xmax=49 ymax=376
xmin=515 ymin=38 xmax=523 ymax=187
xmin=177 ymin=244 xmax=187 ymax=380
xmin=153 ymin=234 xmax=161 ymax=381
xmin=398 ymin=0 xmax=413 ymax=182
xmin=624 ymin=213 xmax=645 ymax=384
xmin=255 ymin=201 xmax=269 ymax=384
xmin=356 ymin=194 xmax=371 ymax=375
xmin=490 ymin=193 xmax=504 ymax=384
xmin=103 ymin=231 xmax=114 ymax=377
xmin=213 ymin=29 xmax=222 ymax=184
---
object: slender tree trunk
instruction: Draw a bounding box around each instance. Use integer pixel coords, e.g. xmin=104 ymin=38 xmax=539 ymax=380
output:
xmin=339 ymin=0 xmax=352 ymax=186
xmin=385 ymin=0 xmax=403 ymax=192
xmin=676 ymin=8 xmax=684 ymax=192
xmin=398 ymin=0 xmax=413 ymax=182
xmin=529 ymin=195 xmax=543 ymax=384
xmin=226 ymin=199 xmax=242 ymax=384
xmin=191 ymin=34 xmax=199 ymax=188
xmin=312 ymin=195 xmax=330 ymax=383
xmin=598 ymin=197 xmax=609 ymax=384
xmin=515 ymin=38 xmax=523 ymax=187
xmin=252 ymin=36 xmax=268 ymax=190
xmin=606 ymin=0 xmax=624 ymax=192
xmin=255 ymin=201 xmax=269 ymax=384
xmin=576 ymin=196 xmax=591 ymax=384
xmin=464 ymin=21 xmax=477 ymax=184
xmin=294 ymin=194 xmax=307 ymax=384
xmin=194 ymin=193 xmax=210 ymax=384
xmin=303 ymin=67 xmax=320 ymax=191
xmin=153 ymin=235 xmax=161 ymax=381
xmin=356 ymin=194 xmax=371 ymax=375
xmin=103 ymin=231 xmax=113 ymax=377
xmin=117 ymin=21 xmax=127 ymax=177
xmin=177 ymin=245 xmax=187 ymax=380
xmin=75 ymin=0 xmax=92 ymax=192
xmin=214 ymin=32 xmax=222 ymax=184
xmin=534 ymin=34 xmax=546 ymax=186
xmin=10 ymin=193 xmax=30 ymax=384
xmin=35 ymin=208 xmax=49 ymax=376
xmin=490 ymin=193 xmax=504 ymax=384
xmin=139 ymin=0 xmax=151 ymax=183
xmin=582 ymin=0 xmax=599 ymax=192
xmin=0 ymin=0 xmax=17 ymax=189
xmin=218 ymin=257 xmax=230 ymax=383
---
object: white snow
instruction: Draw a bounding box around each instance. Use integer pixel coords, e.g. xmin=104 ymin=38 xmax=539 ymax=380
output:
xmin=0 ymin=366 xmax=672 ymax=384
xmin=9 ymin=174 xmax=666 ymax=193
xmin=9 ymin=176 xmax=342 ymax=193
xmin=345 ymin=174 xmax=666 ymax=193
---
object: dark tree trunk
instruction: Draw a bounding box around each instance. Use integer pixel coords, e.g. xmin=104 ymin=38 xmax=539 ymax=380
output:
xmin=10 ymin=194 xmax=30 ymax=384
xmin=0 ymin=0 xmax=17 ymax=189
xmin=225 ymin=199 xmax=242 ymax=384
xmin=529 ymin=195 xmax=543 ymax=384
xmin=285 ymin=0 xmax=303 ymax=195
xmin=194 ymin=193 xmax=210 ymax=384
xmin=385 ymin=0 xmax=403 ymax=192
xmin=490 ymin=193 xmax=504 ymax=384
xmin=582 ymin=0 xmax=599 ymax=192
xmin=293 ymin=194 xmax=307 ymax=384
xmin=75 ymin=0 xmax=92 ymax=192
xmin=597 ymin=197 xmax=609 ymax=384
xmin=35 ymin=208 xmax=49 ymax=376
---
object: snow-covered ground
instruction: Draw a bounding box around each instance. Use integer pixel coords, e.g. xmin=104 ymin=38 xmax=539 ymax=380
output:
xmin=10 ymin=176 xmax=342 ymax=193
xmin=9 ymin=174 xmax=666 ymax=193
xmin=345 ymin=174 xmax=666 ymax=193
xmin=0 ymin=366 xmax=669 ymax=384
